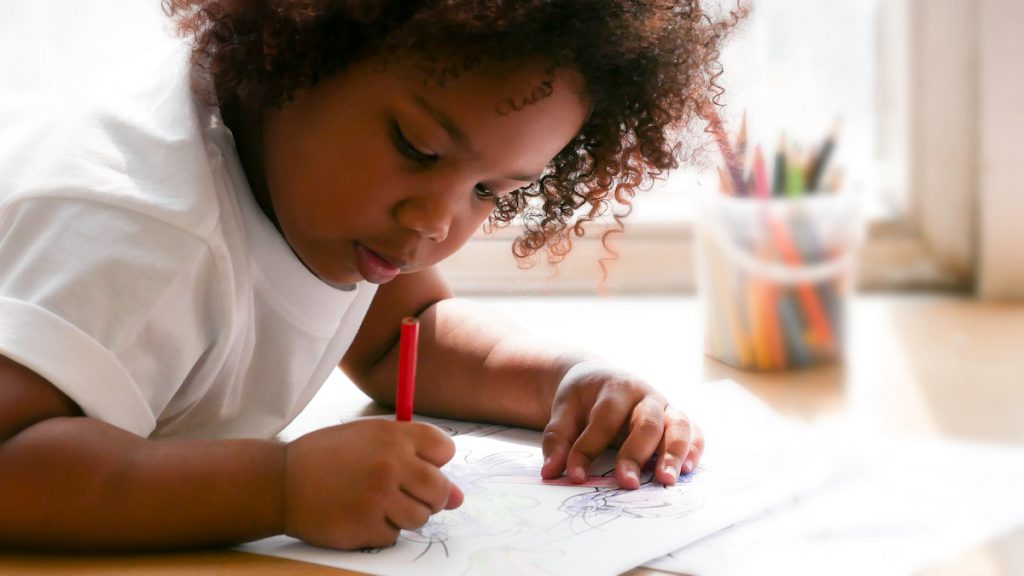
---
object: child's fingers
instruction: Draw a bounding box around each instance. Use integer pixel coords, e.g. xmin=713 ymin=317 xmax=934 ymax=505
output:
xmin=564 ymin=391 xmax=636 ymax=483
xmin=653 ymin=406 xmax=695 ymax=486
xmin=613 ymin=397 xmax=668 ymax=489
xmin=408 ymin=421 xmax=457 ymax=467
xmin=444 ymin=482 xmax=465 ymax=510
xmin=359 ymin=522 xmax=401 ymax=549
xmin=540 ymin=401 xmax=584 ymax=479
xmin=401 ymin=459 xmax=458 ymax=514
xmin=682 ymin=424 xmax=705 ymax=473
xmin=386 ymin=493 xmax=435 ymax=531
xmin=402 ymin=425 xmax=465 ymax=511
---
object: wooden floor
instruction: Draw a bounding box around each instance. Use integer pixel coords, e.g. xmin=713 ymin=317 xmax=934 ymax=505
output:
xmin=2 ymin=295 xmax=1022 ymax=575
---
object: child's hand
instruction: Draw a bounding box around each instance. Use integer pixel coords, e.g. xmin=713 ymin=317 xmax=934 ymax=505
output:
xmin=540 ymin=361 xmax=704 ymax=490
xmin=283 ymin=420 xmax=463 ymax=550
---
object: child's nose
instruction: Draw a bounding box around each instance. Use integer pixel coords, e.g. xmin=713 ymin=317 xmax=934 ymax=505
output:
xmin=395 ymin=193 xmax=453 ymax=242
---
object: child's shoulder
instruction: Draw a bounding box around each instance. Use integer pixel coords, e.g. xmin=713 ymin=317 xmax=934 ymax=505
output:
xmin=1 ymin=0 xmax=226 ymax=236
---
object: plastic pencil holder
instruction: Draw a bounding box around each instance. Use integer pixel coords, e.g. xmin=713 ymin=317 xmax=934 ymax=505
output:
xmin=696 ymin=190 xmax=864 ymax=371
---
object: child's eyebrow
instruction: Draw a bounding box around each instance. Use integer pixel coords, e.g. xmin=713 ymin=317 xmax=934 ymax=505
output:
xmin=412 ymin=94 xmax=468 ymax=149
xmin=412 ymin=94 xmax=543 ymax=184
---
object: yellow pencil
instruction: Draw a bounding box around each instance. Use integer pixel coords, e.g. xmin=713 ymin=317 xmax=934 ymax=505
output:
xmin=746 ymin=273 xmax=772 ymax=369
xmin=706 ymin=236 xmax=754 ymax=368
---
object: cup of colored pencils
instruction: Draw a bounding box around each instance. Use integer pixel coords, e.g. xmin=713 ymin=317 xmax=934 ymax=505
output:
xmin=697 ymin=113 xmax=863 ymax=370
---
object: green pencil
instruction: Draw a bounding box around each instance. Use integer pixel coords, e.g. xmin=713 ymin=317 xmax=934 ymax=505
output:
xmin=773 ymin=134 xmax=787 ymax=197
xmin=786 ymin=147 xmax=805 ymax=197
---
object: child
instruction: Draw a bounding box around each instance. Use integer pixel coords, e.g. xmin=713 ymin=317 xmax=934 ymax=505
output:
xmin=0 ymin=0 xmax=743 ymax=552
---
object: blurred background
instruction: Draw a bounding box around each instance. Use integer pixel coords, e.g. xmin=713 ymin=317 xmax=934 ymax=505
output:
xmin=441 ymin=0 xmax=1022 ymax=299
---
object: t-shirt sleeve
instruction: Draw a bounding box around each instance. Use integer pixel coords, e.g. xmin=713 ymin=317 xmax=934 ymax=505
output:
xmin=0 ymin=196 xmax=219 ymax=437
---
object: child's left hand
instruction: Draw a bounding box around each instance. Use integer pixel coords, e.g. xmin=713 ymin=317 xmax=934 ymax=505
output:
xmin=539 ymin=361 xmax=704 ymax=489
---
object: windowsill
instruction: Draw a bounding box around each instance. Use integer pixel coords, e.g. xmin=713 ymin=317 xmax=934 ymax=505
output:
xmin=443 ymin=192 xmax=970 ymax=296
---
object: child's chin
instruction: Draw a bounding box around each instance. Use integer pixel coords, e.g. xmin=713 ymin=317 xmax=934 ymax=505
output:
xmin=315 ymin=268 xmax=363 ymax=290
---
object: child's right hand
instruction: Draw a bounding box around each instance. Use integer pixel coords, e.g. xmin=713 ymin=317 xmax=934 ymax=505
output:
xmin=283 ymin=419 xmax=463 ymax=550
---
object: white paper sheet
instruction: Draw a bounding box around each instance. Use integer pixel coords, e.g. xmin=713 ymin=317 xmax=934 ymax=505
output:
xmin=241 ymin=381 xmax=846 ymax=576
xmin=645 ymin=436 xmax=1024 ymax=576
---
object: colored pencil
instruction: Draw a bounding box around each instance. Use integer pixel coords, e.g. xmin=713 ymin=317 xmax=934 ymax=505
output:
xmin=736 ymin=112 xmax=749 ymax=194
xmin=396 ymin=316 xmax=419 ymax=421
xmin=763 ymin=283 xmax=787 ymax=369
xmin=746 ymin=257 xmax=772 ymax=370
xmin=718 ymin=166 xmax=734 ymax=195
xmin=753 ymin=146 xmax=771 ymax=199
xmin=786 ymin=147 xmax=806 ymax=197
xmin=706 ymin=237 xmax=754 ymax=368
xmin=777 ymin=291 xmax=812 ymax=365
xmin=807 ymin=121 xmax=839 ymax=192
xmin=773 ymin=134 xmax=787 ymax=197
xmin=707 ymin=107 xmax=747 ymax=193
xmin=766 ymin=217 xmax=835 ymax=349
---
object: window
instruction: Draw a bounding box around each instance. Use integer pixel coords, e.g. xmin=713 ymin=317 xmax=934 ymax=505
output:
xmin=441 ymin=0 xmax=978 ymax=295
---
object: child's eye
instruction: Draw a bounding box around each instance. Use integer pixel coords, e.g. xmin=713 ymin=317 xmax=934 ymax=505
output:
xmin=473 ymin=184 xmax=496 ymax=201
xmin=390 ymin=121 xmax=438 ymax=165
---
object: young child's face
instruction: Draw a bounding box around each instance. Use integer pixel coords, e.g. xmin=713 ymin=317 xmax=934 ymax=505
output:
xmin=258 ymin=57 xmax=590 ymax=288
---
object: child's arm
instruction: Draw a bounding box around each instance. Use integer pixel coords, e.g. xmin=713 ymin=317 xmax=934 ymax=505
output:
xmin=0 ymin=355 xmax=460 ymax=551
xmin=342 ymin=267 xmax=704 ymax=490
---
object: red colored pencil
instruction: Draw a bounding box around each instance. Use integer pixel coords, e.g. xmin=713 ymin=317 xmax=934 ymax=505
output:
xmin=396 ymin=317 xmax=419 ymax=421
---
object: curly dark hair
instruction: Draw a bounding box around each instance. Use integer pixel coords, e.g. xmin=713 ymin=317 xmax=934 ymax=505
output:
xmin=164 ymin=0 xmax=746 ymax=271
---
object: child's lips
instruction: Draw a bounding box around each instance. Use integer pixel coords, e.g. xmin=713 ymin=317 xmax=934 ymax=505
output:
xmin=353 ymin=242 xmax=402 ymax=284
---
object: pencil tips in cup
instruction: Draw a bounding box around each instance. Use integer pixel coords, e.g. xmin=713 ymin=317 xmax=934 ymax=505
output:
xmin=773 ymin=134 xmax=787 ymax=197
xmin=700 ymin=115 xmax=857 ymax=371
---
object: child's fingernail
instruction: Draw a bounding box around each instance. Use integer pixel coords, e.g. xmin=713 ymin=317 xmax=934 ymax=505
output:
xmin=682 ymin=460 xmax=693 ymax=474
xmin=661 ymin=455 xmax=678 ymax=475
xmin=625 ymin=469 xmax=639 ymax=484
xmin=664 ymin=464 xmax=679 ymax=480
xmin=570 ymin=466 xmax=586 ymax=482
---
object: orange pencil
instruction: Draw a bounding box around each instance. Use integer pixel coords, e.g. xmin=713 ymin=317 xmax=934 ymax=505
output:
xmin=766 ymin=220 xmax=835 ymax=349
xmin=751 ymin=150 xmax=785 ymax=367
xmin=746 ymin=147 xmax=775 ymax=369
xmin=746 ymin=273 xmax=772 ymax=369
xmin=396 ymin=317 xmax=419 ymax=421
xmin=762 ymin=283 xmax=787 ymax=369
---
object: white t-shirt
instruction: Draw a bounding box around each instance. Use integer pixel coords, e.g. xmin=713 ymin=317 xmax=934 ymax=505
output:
xmin=0 ymin=0 xmax=378 ymax=439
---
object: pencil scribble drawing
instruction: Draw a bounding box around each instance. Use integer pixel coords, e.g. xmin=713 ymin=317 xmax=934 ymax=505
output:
xmin=393 ymin=438 xmax=705 ymax=567
xmin=243 ymin=383 xmax=827 ymax=576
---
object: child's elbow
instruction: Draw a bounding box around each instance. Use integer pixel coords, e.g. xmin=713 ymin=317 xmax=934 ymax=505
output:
xmin=338 ymin=359 xmax=395 ymax=409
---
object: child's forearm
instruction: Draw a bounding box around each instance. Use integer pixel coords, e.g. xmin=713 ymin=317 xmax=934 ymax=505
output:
xmin=351 ymin=298 xmax=591 ymax=429
xmin=0 ymin=415 xmax=285 ymax=551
